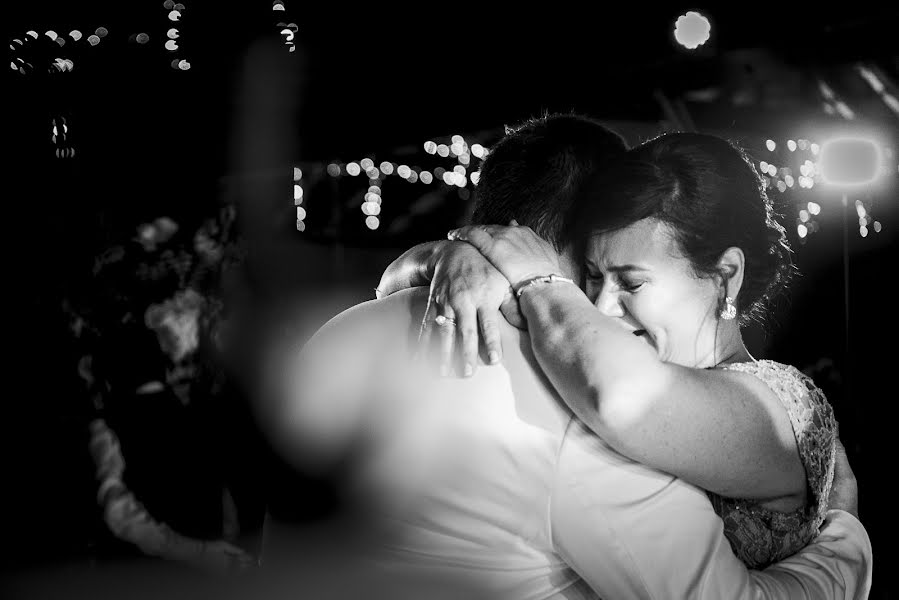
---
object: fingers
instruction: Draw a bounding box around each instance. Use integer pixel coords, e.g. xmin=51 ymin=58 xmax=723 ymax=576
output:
xmin=436 ymin=305 xmax=457 ymax=377
xmin=448 ymin=226 xmax=498 ymax=257
xmin=478 ymin=306 xmax=503 ymax=365
xmin=454 ymin=301 xmax=480 ymax=377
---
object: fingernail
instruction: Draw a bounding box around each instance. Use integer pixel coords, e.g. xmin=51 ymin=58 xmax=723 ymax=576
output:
xmin=488 ymin=351 xmax=500 ymax=364
xmin=463 ymin=363 xmax=473 ymax=377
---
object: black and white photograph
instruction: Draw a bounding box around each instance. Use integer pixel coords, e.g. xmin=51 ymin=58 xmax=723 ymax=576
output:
xmin=4 ymin=3 xmax=895 ymax=599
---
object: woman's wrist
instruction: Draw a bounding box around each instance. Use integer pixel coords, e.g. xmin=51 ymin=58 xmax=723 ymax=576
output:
xmin=514 ymin=274 xmax=577 ymax=299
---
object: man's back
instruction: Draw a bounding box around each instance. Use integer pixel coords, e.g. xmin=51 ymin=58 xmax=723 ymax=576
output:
xmin=270 ymin=287 xmax=592 ymax=598
xmin=266 ymin=287 xmax=871 ymax=600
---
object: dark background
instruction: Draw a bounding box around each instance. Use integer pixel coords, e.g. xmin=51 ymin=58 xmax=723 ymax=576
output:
xmin=5 ymin=2 xmax=897 ymax=598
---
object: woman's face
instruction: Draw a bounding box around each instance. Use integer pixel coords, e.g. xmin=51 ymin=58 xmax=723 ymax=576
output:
xmin=584 ymin=218 xmax=722 ymax=367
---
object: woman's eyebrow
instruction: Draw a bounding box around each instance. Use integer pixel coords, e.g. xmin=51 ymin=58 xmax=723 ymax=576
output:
xmin=605 ymin=264 xmax=650 ymax=273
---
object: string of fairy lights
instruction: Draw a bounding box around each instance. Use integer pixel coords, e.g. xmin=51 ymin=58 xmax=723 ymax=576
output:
xmin=296 ymin=134 xmax=489 ymax=232
xmin=10 ymin=3 xmax=895 ymax=241
xmin=9 ymin=1 xmax=192 ymax=77
xmin=758 ymin=137 xmax=893 ymax=241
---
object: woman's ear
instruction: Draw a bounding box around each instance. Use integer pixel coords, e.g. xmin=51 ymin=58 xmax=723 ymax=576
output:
xmin=717 ymin=246 xmax=745 ymax=301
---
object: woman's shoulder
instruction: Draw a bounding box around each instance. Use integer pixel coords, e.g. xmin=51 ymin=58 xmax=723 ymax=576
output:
xmin=720 ymin=360 xmax=832 ymax=418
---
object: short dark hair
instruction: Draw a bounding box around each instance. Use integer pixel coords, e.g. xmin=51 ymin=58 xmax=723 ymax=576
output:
xmin=471 ymin=113 xmax=628 ymax=250
xmin=573 ymin=132 xmax=794 ymax=325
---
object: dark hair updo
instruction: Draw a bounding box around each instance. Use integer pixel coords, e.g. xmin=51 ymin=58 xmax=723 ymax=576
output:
xmin=571 ymin=132 xmax=794 ymax=325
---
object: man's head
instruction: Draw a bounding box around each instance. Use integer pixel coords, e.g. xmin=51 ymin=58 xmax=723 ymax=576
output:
xmin=471 ymin=113 xmax=628 ymax=276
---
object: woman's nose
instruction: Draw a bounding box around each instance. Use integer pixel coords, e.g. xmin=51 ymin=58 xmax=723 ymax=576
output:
xmin=594 ymin=285 xmax=625 ymax=318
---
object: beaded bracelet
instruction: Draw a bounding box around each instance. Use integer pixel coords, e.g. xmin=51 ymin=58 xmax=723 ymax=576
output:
xmin=514 ymin=274 xmax=576 ymax=298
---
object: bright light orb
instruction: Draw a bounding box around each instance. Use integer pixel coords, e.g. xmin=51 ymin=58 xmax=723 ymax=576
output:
xmin=673 ymin=11 xmax=711 ymax=50
xmin=766 ymin=140 xmax=776 ymax=152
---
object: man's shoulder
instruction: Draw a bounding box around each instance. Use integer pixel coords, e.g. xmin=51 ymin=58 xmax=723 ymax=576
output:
xmin=312 ymin=287 xmax=430 ymax=352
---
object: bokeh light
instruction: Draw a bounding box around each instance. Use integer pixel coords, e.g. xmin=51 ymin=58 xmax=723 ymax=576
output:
xmin=673 ymin=11 xmax=711 ymax=50
xmin=346 ymin=162 xmax=361 ymax=176
xmin=766 ymin=140 xmax=776 ymax=151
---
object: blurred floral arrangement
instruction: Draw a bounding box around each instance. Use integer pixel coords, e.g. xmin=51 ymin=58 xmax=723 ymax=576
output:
xmin=65 ymin=202 xmax=245 ymax=409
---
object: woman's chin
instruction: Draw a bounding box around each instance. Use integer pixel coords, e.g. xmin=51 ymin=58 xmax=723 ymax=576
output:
xmin=634 ymin=330 xmax=660 ymax=355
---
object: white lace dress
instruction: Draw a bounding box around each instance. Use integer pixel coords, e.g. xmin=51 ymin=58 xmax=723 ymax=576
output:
xmin=707 ymin=359 xmax=838 ymax=568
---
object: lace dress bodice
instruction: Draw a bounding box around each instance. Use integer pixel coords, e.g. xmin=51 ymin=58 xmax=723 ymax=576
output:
xmin=707 ymin=360 xmax=838 ymax=568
